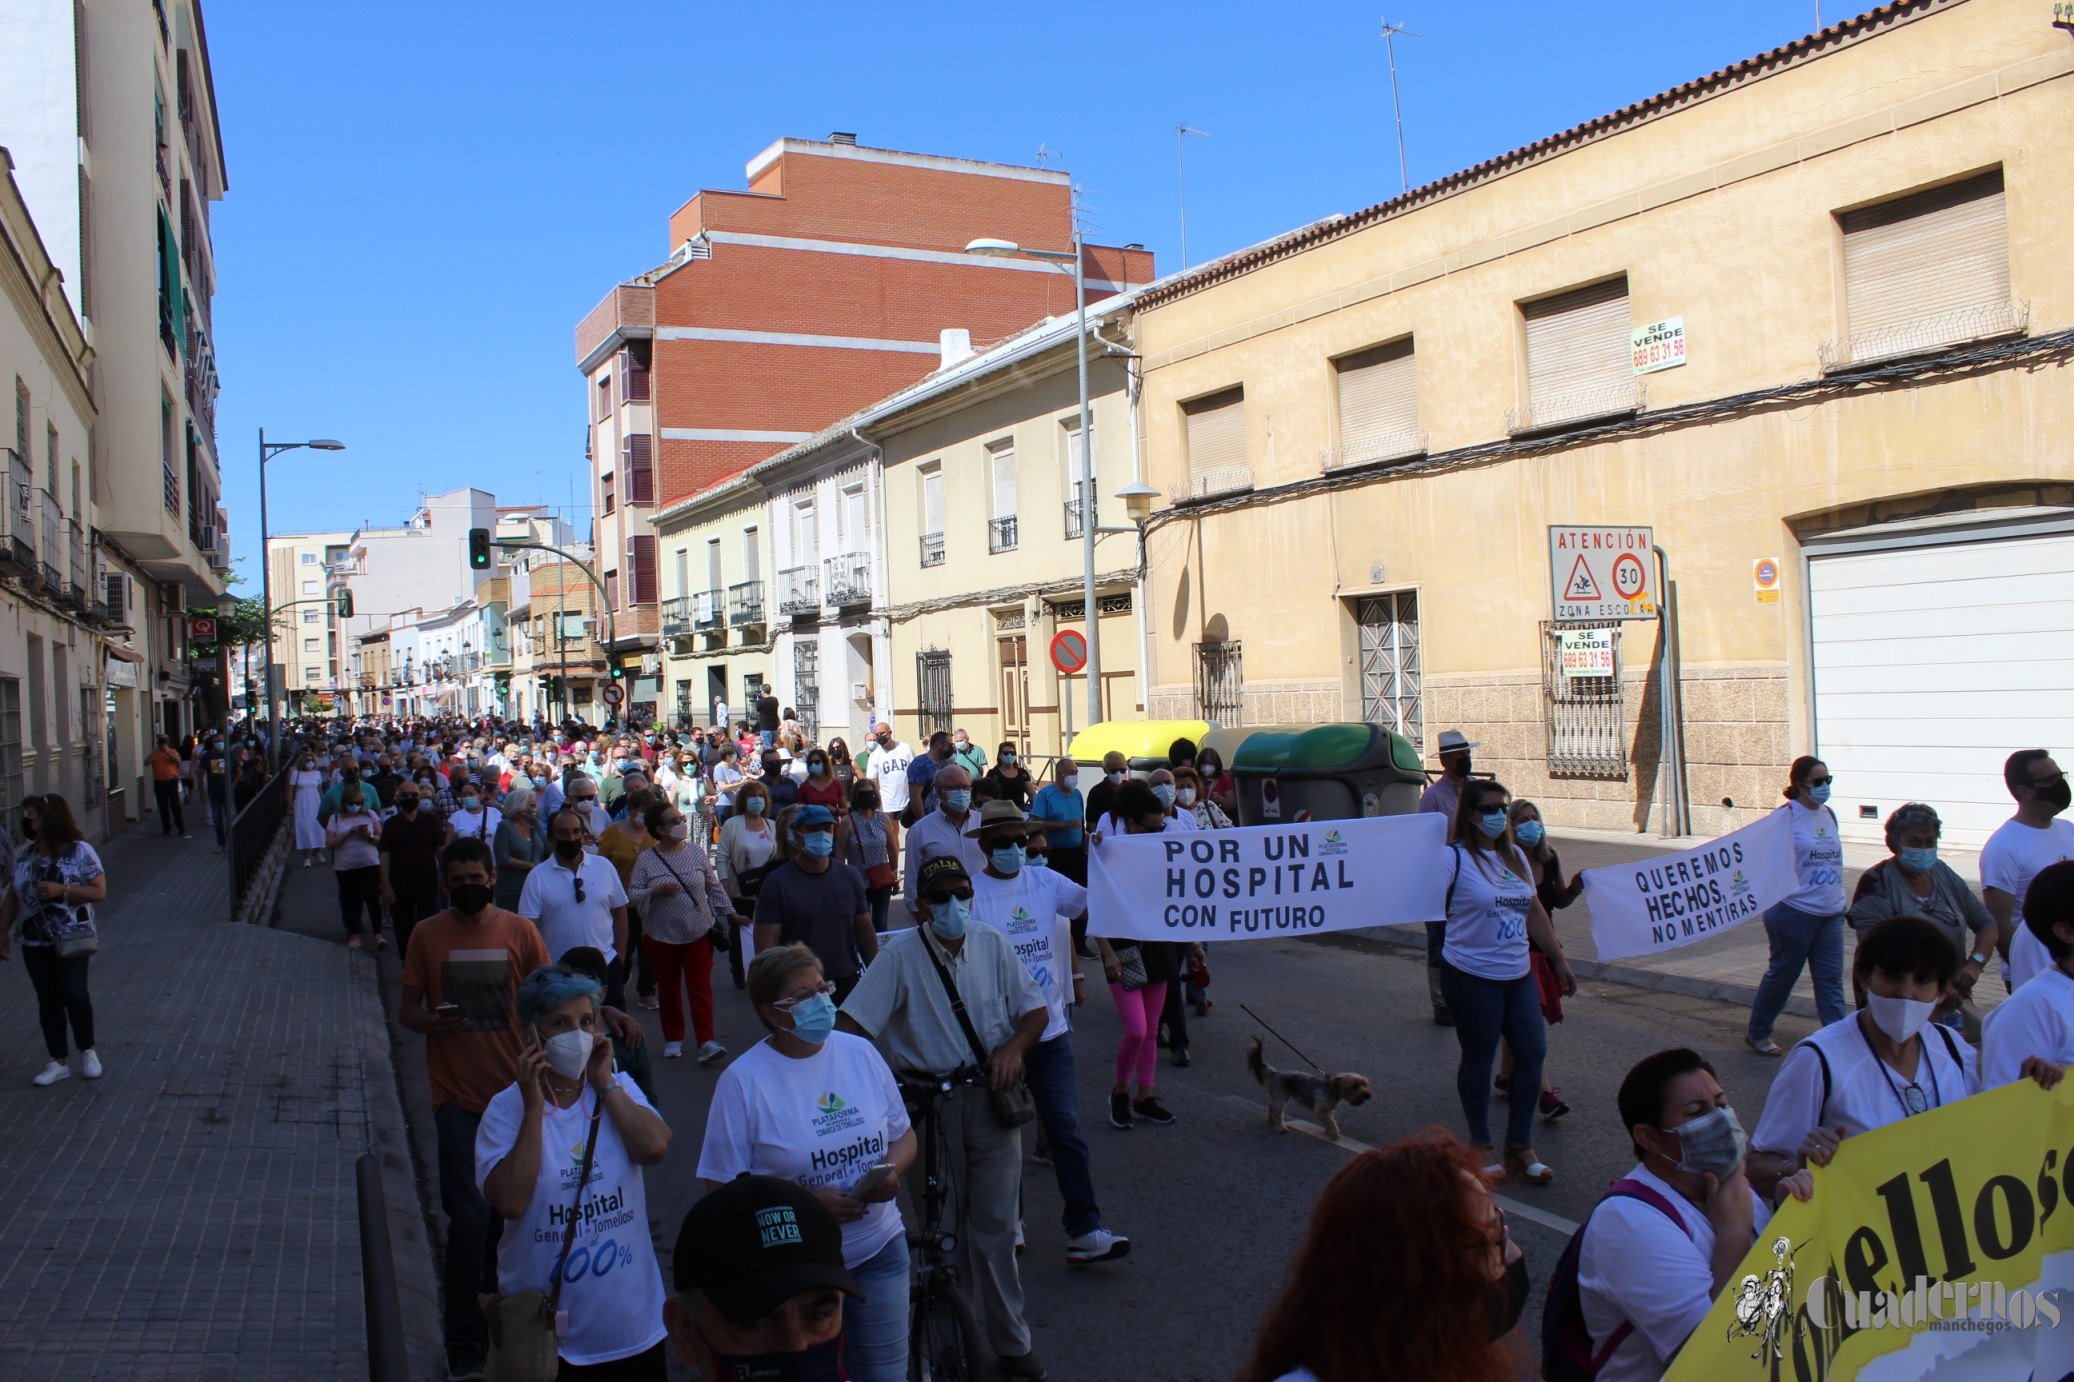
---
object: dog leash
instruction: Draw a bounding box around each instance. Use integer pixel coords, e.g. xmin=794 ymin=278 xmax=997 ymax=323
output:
xmin=1240 ymin=1003 xmax=1327 ymax=1075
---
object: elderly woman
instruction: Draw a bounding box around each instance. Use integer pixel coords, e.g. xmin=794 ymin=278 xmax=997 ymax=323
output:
xmin=1848 ymin=801 xmax=1999 ymax=1027
xmin=478 ymin=963 xmax=674 ymax=1379
xmin=696 ymin=945 xmax=915 ymax=1382
xmin=493 ymin=788 xmax=550 ymax=913
xmin=628 ymin=796 xmax=738 ymax=1063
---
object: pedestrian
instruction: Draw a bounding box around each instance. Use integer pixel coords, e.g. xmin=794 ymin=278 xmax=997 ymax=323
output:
xmin=1573 ymin=1049 xmax=1812 ymax=1382
xmin=1198 ymin=745 xmax=1237 ymax=822
xmin=968 ymin=802 xmax=1130 ymax=1265
xmin=519 ymin=806 xmax=631 ymax=1004
xmin=1168 ymin=763 xmax=1229 ymax=1033
xmin=696 ymin=945 xmax=916 ymax=1381
xmin=1499 ymin=799 xmax=1581 ymax=1121
xmin=1436 ymin=778 xmax=1577 ymax=1184
xmin=752 ymin=805 xmax=876 ymax=1003
xmin=1029 ymin=756 xmax=1087 ymax=885
xmin=1848 ymin=801 xmax=1997 ymax=1026
xmin=629 ymin=796 xmax=737 ymax=1062
xmin=1982 ymin=863 xmax=2074 ymax=1085
xmin=326 ymin=783 xmax=386 ymax=951
xmin=234 ymin=752 xmax=267 ymax=813
xmin=836 ymin=854 xmax=1052 ymax=1382
xmin=1417 ymin=728 xmax=1478 ymax=1026
xmin=598 ymin=789 xmax=661 ymax=1010
xmin=1 ymin=794 xmax=105 ymax=1086
xmin=1236 ymin=1132 xmax=1528 ymax=1382
xmin=565 ymin=773 xmax=611 ymax=845
xmin=983 ymin=741 xmax=1035 ymax=811
xmin=908 ymin=730 xmax=957 ymax=819
xmin=1745 ymin=756 xmax=1848 ymax=1057
xmin=710 ymin=693 xmax=730 ymax=735
xmin=479 ymin=962 xmax=673 ymax=1380
xmin=797 ymin=745 xmax=846 ymax=812
xmin=662 ymin=1176 xmax=865 ymax=1381
xmin=952 ymin=728 xmax=987 ymax=779
xmin=757 ymin=750 xmax=799 ymax=811
xmin=717 ymin=780 xmax=780 ymax=986
xmin=1082 ymin=751 xmax=1128 ymax=832
xmin=442 ymin=778 xmax=503 ymax=847
xmin=826 ymin=737 xmax=857 ymax=792
xmin=1746 ymin=914 xmax=2063 ymax=1201
xmin=377 ymin=780 xmax=448 ymax=956
xmin=902 ymin=764 xmax=985 ymax=903
xmin=1984 ymin=749 xmax=2074 ymax=991
xmin=200 ymin=730 xmax=229 ymax=852
xmin=756 ymin=683 xmax=780 ymax=749
xmin=147 ymin=734 xmax=187 ymax=838
xmin=491 ymin=788 xmax=549 ymax=913
xmin=1091 ymin=780 xmax=1187 ymax=1128
xmin=843 ymin=776 xmax=900 ymax=933
xmin=865 ymin=722 xmax=915 ymax=824
xmin=1174 ymin=765 xmax=1230 ymax=830
xmin=396 ymin=838 xmax=553 ymax=1380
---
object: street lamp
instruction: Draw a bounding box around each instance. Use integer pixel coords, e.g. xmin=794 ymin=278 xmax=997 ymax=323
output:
xmin=257 ymin=429 xmax=344 ymax=769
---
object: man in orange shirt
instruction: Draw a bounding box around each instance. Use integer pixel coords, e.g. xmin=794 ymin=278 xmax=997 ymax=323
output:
xmin=146 ymin=736 xmax=187 ymax=838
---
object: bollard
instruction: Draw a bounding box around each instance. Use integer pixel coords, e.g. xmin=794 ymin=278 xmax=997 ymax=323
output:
xmin=356 ymin=1153 xmax=411 ymax=1382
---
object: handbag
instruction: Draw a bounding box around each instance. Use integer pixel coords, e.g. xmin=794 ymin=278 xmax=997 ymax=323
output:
xmin=481 ymin=1096 xmax=603 ymax=1382
xmin=917 ymin=926 xmax=1036 ymax=1128
xmin=30 ymin=856 xmax=98 ymax=959
xmin=1112 ymin=943 xmax=1148 ymax=992
xmin=1186 ymin=949 xmax=1211 ymax=991
xmin=650 ymin=847 xmax=732 ymax=953
xmin=866 ymin=862 xmax=898 ymax=891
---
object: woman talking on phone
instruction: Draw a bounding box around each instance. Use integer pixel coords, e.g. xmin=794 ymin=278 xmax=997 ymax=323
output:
xmin=695 ymin=944 xmax=916 ymax=1382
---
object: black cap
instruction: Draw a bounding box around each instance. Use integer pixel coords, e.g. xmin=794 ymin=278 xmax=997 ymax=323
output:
xmin=673 ymin=1175 xmax=863 ymax=1321
xmin=917 ymin=853 xmax=970 ymax=893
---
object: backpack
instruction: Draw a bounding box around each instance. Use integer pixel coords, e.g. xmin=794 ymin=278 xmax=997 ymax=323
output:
xmin=1541 ymin=1179 xmax=1691 ymax=1382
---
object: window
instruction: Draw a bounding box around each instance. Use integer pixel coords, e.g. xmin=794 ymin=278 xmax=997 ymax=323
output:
xmin=624 ymin=434 xmax=653 ymax=503
xmin=1195 ymin=640 xmax=1244 ymax=725
xmin=304 ymin=638 xmax=320 ymax=653
xmin=1181 ymin=387 xmax=1250 ymax=499
xmin=300 ymin=552 xmax=316 ymax=564
xmin=1828 ymin=169 xmax=2019 ymax=370
xmin=673 ymin=546 xmax=689 ymax=600
xmin=300 ymin=580 xmax=317 ymax=595
xmin=988 ymin=440 xmax=1017 ymax=552
xmin=916 ymin=649 xmax=953 ymax=733
xmin=25 ymin=635 xmax=45 ymax=754
xmin=596 ymin=374 xmax=613 ymax=420
xmin=13 ymin=377 xmax=26 ymax=458
xmin=792 ymin=496 xmax=818 ymax=565
xmin=303 ymin=609 xmax=320 ymax=623
xmin=304 ymin=667 xmax=321 ymax=683
xmin=1332 ymin=339 xmax=1423 ymax=469
xmin=601 ymin=471 xmax=615 ymax=515
xmin=161 ymin=392 xmax=178 ymax=515
xmin=1062 ymin=419 xmax=1093 ymax=537
xmin=0 ymin=677 xmax=20 ymax=829
xmin=742 ymin=527 xmax=760 ymax=584
xmin=51 ymin=647 xmax=67 ymax=748
xmin=919 ymin=463 xmax=944 ymax=567
xmin=627 ymin=534 xmax=657 ymax=605
xmin=620 ymin=347 xmax=650 ymax=403
xmin=1358 ymin=592 xmax=1422 ymax=747
xmin=1515 ymin=277 xmax=1636 ymax=433
xmin=706 ymin=538 xmax=722 ymax=593
xmin=1542 ymin=621 xmax=1627 ymax=779
xmin=839 ymin=483 xmax=866 ymax=549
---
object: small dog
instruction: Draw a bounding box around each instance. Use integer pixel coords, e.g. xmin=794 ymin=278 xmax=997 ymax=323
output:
xmin=1247 ymin=1036 xmax=1374 ymax=1140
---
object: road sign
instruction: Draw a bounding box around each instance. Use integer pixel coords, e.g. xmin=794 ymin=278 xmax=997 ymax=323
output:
xmin=1753 ymin=556 xmax=1782 ymax=604
xmin=1548 ymin=526 xmax=1658 ymax=622
xmin=1049 ymin=628 xmax=1088 ymax=675
xmin=188 ymin=615 xmax=218 ymax=642
xmin=601 ymin=683 xmax=625 ymax=706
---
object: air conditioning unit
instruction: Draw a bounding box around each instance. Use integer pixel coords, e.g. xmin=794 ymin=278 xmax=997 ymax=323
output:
xmin=104 ymin=572 xmax=134 ymax=625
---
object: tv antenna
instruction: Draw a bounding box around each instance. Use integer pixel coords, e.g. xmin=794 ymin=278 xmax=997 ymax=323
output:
xmin=1176 ymin=125 xmax=1210 ymax=269
xmin=1034 ymin=143 xmax=1063 ymax=169
xmin=1379 ymin=15 xmax=1421 ymax=196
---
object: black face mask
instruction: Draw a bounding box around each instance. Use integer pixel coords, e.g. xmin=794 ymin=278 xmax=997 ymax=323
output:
xmin=398 ymin=799 xmax=420 ymax=813
xmin=1452 ymin=754 xmax=1474 ymax=777
xmin=554 ymin=837 xmax=584 ymax=862
xmin=2042 ymin=779 xmax=2073 ymax=814
xmin=450 ymin=883 xmax=493 ymax=916
xmin=1487 ymin=1254 xmax=1529 ymax=1341
xmin=702 ymin=1332 xmax=845 ymax=1382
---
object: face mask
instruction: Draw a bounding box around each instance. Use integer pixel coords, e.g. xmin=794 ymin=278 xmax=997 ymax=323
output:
xmin=943 ymin=789 xmax=971 ymax=812
xmin=809 ymin=761 xmax=827 ymax=776
xmin=929 ymin=894 xmax=969 ymax=940
xmin=1002 ymin=752 xmax=1016 ymax=766
xmin=461 ymin=797 xmax=480 ymax=811
xmin=1671 ymin=1105 xmax=1749 ymax=1179
xmin=1152 ymin=783 xmax=1177 ymax=809
xmin=542 ymin=1028 xmax=594 ymax=1081
xmin=1899 ymin=846 xmax=1938 ymax=873
xmin=449 ymin=882 xmax=493 ymax=916
xmin=1807 ymin=782 xmax=1832 ymax=805
xmin=1106 ymin=770 xmax=1124 ymax=786
xmin=554 ymin=837 xmax=584 ymax=862
xmin=989 ymin=844 xmax=1025 ymax=874
xmin=1477 ymin=810 xmax=1509 ymax=840
xmin=1867 ymin=992 xmax=1936 ymax=1044
xmin=786 ymin=993 xmax=838 ymax=1045
xmin=856 ymin=795 xmax=878 ymax=811
xmin=345 ymin=803 xmax=365 ymax=814
xmin=2043 ymin=779 xmax=2074 ymax=814
xmin=800 ymin=831 xmax=835 ymax=860
xmin=700 ymin=1333 xmax=845 ymax=1382
xmin=741 ymin=797 xmax=765 ymax=815
xmin=1486 ymin=1255 xmax=1529 ymax=1342
xmin=666 ymin=823 xmax=689 ymax=841
xmin=1514 ymin=820 xmax=1545 ymax=847
xmin=1176 ymin=788 xmax=1196 ymax=807
xmin=1453 ymin=754 xmax=1475 ymax=776
xmin=1060 ymin=774 xmax=1078 ymax=792
xmin=398 ymin=799 xmax=420 ymax=813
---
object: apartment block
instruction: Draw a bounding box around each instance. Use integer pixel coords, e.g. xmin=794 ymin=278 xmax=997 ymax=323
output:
xmin=265 ymin=529 xmax=352 ymax=708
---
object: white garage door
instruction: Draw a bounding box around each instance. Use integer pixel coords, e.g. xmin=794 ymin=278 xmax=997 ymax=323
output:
xmin=1810 ymin=532 xmax=2074 ymax=848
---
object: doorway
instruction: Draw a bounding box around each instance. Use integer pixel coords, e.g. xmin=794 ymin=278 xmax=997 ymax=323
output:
xmin=706 ymin=665 xmax=729 ymax=728
xmin=998 ymin=636 xmax=1030 ymax=758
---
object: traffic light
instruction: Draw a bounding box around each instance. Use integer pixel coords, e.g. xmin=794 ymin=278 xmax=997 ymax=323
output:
xmin=335 ymin=587 xmax=354 ymax=618
xmin=610 ymin=664 xmax=625 ymax=681
xmin=468 ymin=527 xmax=492 ymax=570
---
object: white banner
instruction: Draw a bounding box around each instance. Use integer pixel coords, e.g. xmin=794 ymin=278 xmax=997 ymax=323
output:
xmin=1581 ymin=808 xmax=1798 ymax=962
xmin=1087 ymin=812 xmax=1449 ymax=942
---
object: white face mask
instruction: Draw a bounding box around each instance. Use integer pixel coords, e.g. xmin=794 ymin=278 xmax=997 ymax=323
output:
xmin=1060 ymin=774 xmax=1078 ymax=792
xmin=1177 ymin=788 xmax=1197 ymax=806
xmin=1867 ymin=992 xmax=1936 ymax=1044
xmin=542 ymin=1028 xmax=594 ymax=1080
xmin=667 ymin=823 xmax=689 ymax=841
xmin=1106 ymin=769 xmax=1125 ymax=786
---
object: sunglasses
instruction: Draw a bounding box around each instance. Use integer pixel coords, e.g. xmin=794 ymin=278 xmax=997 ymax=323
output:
xmin=571 ymin=874 xmax=586 ymax=903
xmin=925 ymin=887 xmax=975 ymax=904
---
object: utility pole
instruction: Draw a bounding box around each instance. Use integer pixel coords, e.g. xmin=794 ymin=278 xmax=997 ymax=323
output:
xmin=1380 ymin=16 xmax=1421 ymax=197
xmin=1176 ymin=126 xmax=1209 ymax=269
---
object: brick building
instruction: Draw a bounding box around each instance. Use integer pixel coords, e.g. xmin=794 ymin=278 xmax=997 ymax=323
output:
xmin=575 ymin=133 xmax=1154 ymax=715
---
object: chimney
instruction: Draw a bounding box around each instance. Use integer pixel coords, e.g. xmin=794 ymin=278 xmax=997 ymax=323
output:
xmin=829 ymin=131 xmax=858 ymax=146
xmin=939 ymin=329 xmax=973 ymax=370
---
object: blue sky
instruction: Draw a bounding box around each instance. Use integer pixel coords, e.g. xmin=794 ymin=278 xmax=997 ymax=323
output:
xmin=210 ymin=0 xmax=1836 ymax=548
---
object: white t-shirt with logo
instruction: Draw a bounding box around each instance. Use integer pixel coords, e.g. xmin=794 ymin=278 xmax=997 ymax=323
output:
xmin=696 ymin=1033 xmax=912 ymax=1269
xmin=1751 ymin=1011 xmax=1976 ymax=1157
xmin=1982 ymin=964 xmax=2074 ymax=1087
xmin=1442 ymin=844 xmax=1536 ymax=981
xmin=1982 ymin=817 xmax=2074 ymax=991
xmin=971 ymin=867 xmax=1085 ymax=1041
xmin=1780 ymin=802 xmax=1846 ymax=915
xmin=475 ymin=1073 xmax=668 ymax=1366
xmin=869 ymin=741 xmax=916 ymax=813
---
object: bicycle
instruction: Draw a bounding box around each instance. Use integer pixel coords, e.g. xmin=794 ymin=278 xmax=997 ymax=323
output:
xmin=900 ymin=1069 xmax=989 ymax=1382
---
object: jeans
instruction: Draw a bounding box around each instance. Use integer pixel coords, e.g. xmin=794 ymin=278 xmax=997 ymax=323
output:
xmin=1749 ymin=904 xmax=1848 ymax=1040
xmin=761 ymin=729 xmax=775 ymax=749
xmin=842 ymin=1232 xmax=911 ymax=1382
xmin=153 ymin=779 xmax=184 ymax=834
xmin=22 ymin=945 xmax=93 ymax=1058
xmin=643 ymin=935 xmax=714 ymax=1044
xmin=554 ymin=1340 xmax=666 ymax=1380
xmin=434 ymin=1102 xmax=503 ymax=1354
xmin=865 ymin=884 xmax=893 ymax=933
xmin=336 ymin=865 xmax=382 ymax=936
xmin=624 ymin=906 xmax=655 ymax=998
xmin=1426 ymin=921 xmax=1449 ymax=1013
xmin=1437 ymin=959 xmax=1545 ymax=1148
xmin=1022 ymin=1031 xmax=1102 ymax=1238
xmin=208 ymin=788 xmax=228 ymax=846
xmin=390 ymin=878 xmax=442 ymax=957
xmin=1160 ymin=978 xmax=1191 ymax=1052
xmin=1109 ymin=981 xmax=1167 ymax=1089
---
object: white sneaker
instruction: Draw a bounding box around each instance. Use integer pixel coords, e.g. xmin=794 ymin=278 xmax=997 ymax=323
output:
xmin=663 ymin=1041 xmax=684 ymax=1058
xmin=696 ymin=1040 xmax=727 ymax=1064
xmin=81 ymin=1050 xmax=102 ymax=1079
xmin=1066 ymin=1228 xmax=1131 ymax=1265
xmin=32 ymin=1060 xmax=69 ymax=1086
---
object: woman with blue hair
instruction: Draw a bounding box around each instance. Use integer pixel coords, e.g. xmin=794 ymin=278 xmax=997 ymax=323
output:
xmin=477 ymin=962 xmax=675 ymax=1379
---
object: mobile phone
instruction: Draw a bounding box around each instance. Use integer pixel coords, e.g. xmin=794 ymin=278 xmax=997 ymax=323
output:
xmin=436 ymin=1002 xmax=460 ymax=1017
xmin=852 ymin=1163 xmax=896 ymax=1195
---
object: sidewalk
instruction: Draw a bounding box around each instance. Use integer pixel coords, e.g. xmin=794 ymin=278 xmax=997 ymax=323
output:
xmin=0 ymin=814 xmax=436 ymax=1381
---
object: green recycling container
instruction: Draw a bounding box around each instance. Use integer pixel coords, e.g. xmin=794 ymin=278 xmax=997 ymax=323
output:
xmin=1229 ymin=723 xmax=1428 ymax=826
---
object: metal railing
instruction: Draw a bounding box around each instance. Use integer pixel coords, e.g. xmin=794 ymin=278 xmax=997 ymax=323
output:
xmin=988 ymin=516 xmax=1018 ymax=553
xmin=356 ymin=1154 xmax=410 ymax=1382
xmin=1506 ymin=381 xmax=1645 ymax=435
xmin=1172 ymin=467 xmax=1255 ymax=503
xmin=920 ymin=532 xmax=945 ymax=568
xmin=227 ymin=764 xmax=288 ymax=920
xmin=1063 ymin=498 xmax=1084 ymax=540
xmin=1322 ymin=429 xmax=1429 ymax=472
xmin=66 ymin=518 xmax=85 ymax=607
xmin=695 ymin=590 xmax=725 ymax=631
xmin=0 ymin=450 xmax=33 ymax=574
xmin=1820 ymin=299 xmax=2028 ymax=372
xmin=823 ymin=552 xmax=871 ymax=606
xmin=727 ymin=579 xmax=765 ymax=626
xmin=38 ymin=491 xmax=61 ymax=591
xmin=660 ymin=595 xmax=692 ymax=638
xmin=776 ymin=565 xmax=820 ymax=616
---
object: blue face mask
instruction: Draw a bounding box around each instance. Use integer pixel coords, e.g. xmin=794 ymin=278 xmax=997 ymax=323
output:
xmin=1899 ymin=846 xmax=1938 ymax=873
xmin=929 ymin=894 xmax=969 ymax=940
xmin=1514 ymin=819 xmax=1544 ymax=847
xmin=1152 ymin=783 xmax=1177 ymax=809
xmin=1001 ymin=752 xmax=1016 ymax=766
xmin=1025 ymin=853 xmax=1049 ymax=869
xmin=1477 ymin=810 xmax=1509 ymax=840
xmin=787 ymin=993 xmax=837 ymax=1045
xmin=943 ymin=789 xmax=971 ymax=812
xmin=800 ymin=830 xmax=835 ymax=860
xmin=989 ymin=844 xmax=1025 ymax=874
xmin=1808 ymin=782 xmax=1833 ymax=805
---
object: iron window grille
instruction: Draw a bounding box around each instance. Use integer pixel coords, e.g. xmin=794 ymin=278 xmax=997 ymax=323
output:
xmin=1540 ymin=619 xmax=1628 ymax=780
xmin=1195 ymin=641 xmax=1244 ymax=726
xmin=916 ymin=649 xmax=953 ymax=734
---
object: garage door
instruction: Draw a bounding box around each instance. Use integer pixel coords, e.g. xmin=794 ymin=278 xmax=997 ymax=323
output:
xmin=1809 ymin=532 xmax=2074 ymax=848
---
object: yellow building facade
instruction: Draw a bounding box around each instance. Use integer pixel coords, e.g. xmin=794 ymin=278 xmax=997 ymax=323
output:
xmin=1127 ymin=0 xmax=2074 ymax=845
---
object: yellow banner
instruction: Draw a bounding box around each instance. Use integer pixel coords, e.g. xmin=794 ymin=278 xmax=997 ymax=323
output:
xmin=1669 ymin=1079 xmax=2074 ymax=1381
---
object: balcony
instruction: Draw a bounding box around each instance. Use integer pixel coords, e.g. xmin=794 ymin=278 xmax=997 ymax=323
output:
xmin=824 ymin=552 xmax=871 ymax=607
xmin=1819 ymin=299 xmax=2028 ymax=373
xmin=0 ymin=450 xmax=33 ymax=575
xmin=66 ymin=519 xmax=86 ymax=608
xmin=1064 ymin=498 xmax=1084 ymax=540
xmin=661 ymin=595 xmax=692 ymax=639
xmin=728 ymin=580 xmax=765 ymax=627
xmin=38 ymin=492 xmax=61 ymax=592
xmin=695 ymin=590 xmax=725 ymax=631
xmin=777 ymin=566 xmax=820 ymax=616
xmin=988 ymin=516 xmax=1018 ymax=554
xmin=1171 ymin=467 xmax=1255 ymax=504
xmin=920 ymin=532 xmax=944 ymax=568
xmin=1505 ymin=382 xmax=1644 ymax=436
